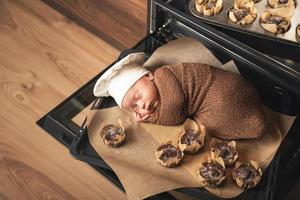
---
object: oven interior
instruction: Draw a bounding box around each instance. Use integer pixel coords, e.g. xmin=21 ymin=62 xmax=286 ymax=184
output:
xmin=158 ymin=0 xmax=300 ymax=64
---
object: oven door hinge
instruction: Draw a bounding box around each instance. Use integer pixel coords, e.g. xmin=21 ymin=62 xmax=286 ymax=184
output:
xmin=156 ymin=19 xmax=174 ymax=42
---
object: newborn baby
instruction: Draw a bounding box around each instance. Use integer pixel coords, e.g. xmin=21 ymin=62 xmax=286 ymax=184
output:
xmin=94 ymin=53 xmax=267 ymax=139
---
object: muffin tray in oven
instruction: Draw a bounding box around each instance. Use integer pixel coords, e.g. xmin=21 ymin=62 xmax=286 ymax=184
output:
xmin=187 ymin=0 xmax=300 ymax=44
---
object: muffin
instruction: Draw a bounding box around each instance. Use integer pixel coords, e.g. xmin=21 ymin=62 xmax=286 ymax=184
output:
xmin=260 ymin=7 xmax=294 ymax=34
xmin=195 ymin=0 xmax=223 ymax=16
xmin=228 ymin=0 xmax=257 ymax=25
xmin=233 ymin=0 xmax=256 ymax=10
xmin=100 ymin=120 xmax=126 ymax=148
xmin=232 ymin=160 xmax=262 ymax=189
xmin=268 ymin=0 xmax=296 ymax=8
xmin=178 ymin=119 xmax=205 ymax=154
xmin=155 ymin=143 xmax=184 ymax=168
xmin=198 ymin=157 xmax=226 ymax=187
xmin=210 ymin=139 xmax=238 ymax=166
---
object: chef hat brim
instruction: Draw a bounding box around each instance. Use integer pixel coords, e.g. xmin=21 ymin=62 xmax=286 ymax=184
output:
xmin=93 ymin=52 xmax=149 ymax=107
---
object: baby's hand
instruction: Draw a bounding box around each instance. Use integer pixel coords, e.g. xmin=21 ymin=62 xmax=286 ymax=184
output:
xmin=132 ymin=112 xmax=150 ymax=122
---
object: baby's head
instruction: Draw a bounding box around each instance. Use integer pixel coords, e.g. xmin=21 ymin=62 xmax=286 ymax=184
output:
xmin=93 ymin=53 xmax=159 ymax=121
xmin=121 ymin=72 xmax=159 ymax=120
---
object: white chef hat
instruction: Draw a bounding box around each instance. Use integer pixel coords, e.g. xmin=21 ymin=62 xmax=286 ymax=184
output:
xmin=93 ymin=52 xmax=150 ymax=107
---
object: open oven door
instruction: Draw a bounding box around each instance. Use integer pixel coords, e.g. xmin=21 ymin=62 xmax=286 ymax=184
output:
xmin=37 ymin=0 xmax=300 ymax=199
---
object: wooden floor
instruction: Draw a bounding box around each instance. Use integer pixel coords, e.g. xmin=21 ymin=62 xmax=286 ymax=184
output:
xmin=42 ymin=0 xmax=148 ymax=51
xmin=1 ymin=0 xmax=297 ymax=199
xmin=0 ymin=0 xmax=126 ymax=199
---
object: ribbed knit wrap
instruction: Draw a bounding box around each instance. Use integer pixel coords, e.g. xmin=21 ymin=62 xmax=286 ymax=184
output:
xmin=146 ymin=63 xmax=267 ymax=139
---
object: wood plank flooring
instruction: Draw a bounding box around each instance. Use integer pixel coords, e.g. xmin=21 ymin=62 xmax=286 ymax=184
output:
xmin=0 ymin=0 xmax=126 ymax=199
xmin=42 ymin=0 xmax=148 ymax=50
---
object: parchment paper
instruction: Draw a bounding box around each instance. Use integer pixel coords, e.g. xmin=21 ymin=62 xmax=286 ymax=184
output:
xmin=86 ymin=104 xmax=295 ymax=200
xmin=87 ymin=37 xmax=296 ymax=199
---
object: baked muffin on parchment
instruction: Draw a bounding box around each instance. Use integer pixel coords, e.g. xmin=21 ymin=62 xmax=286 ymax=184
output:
xmin=260 ymin=7 xmax=294 ymax=34
xmin=100 ymin=119 xmax=126 ymax=148
xmin=232 ymin=160 xmax=262 ymax=189
xmin=198 ymin=157 xmax=226 ymax=187
xmin=228 ymin=0 xmax=257 ymax=25
xmin=268 ymin=0 xmax=296 ymax=8
xmin=178 ymin=119 xmax=206 ymax=154
xmin=195 ymin=0 xmax=223 ymax=16
xmin=155 ymin=142 xmax=184 ymax=168
xmin=210 ymin=138 xmax=238 ymax=166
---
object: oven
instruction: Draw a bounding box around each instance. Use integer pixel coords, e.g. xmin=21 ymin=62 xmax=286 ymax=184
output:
xmin=37 ymin=0 xmax=300 ymax=199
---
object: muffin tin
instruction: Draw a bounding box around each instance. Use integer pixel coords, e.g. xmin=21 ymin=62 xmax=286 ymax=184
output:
xmin=188 ymin=0 xmax=300 ymax=43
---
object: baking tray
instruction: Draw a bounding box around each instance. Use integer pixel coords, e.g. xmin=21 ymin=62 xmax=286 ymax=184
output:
xmin=187 ymin=0 xmax=300 ymax=44
xmin=69 ymin=40 xmax=300 ymax=199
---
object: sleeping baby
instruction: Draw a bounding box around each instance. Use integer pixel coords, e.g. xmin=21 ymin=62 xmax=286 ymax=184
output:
xmin=93 ymin=52 xmax=267 ymax=139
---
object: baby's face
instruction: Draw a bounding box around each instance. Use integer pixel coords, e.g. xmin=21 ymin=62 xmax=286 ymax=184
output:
xmin=121 ymin=73 xmax=159 ymax=121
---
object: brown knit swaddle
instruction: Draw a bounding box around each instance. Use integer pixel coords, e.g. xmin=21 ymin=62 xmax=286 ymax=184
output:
xmin=147 ymin=63 xmax=267 ymax=139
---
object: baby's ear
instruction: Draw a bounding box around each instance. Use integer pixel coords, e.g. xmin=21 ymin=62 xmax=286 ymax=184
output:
xmin=146 ymin=72 xmax=154 ymax=80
